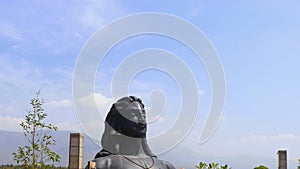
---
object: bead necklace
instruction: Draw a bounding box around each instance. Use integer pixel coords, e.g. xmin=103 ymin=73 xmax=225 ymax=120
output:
xmin=121 ymin=155 xmax=155 ymax=169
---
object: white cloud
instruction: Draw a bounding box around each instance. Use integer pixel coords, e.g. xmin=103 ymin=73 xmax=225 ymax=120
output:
xmin=76 ymin=92 xmax=113 ymax=138
xmin=235 ymin=133 xmax=299 ymax=143
xmin=0 ymin=116 xmax=23 ymax=132
xmin=276 ymin=134 xmax=297 ymax=140
xmin=79 ymin=92 xmax=113 ymax=111
xmin=48 ymin=99 xmax=72 ymax=107
xmin=55 ymin=121 xmax=83 ymax=132
xmin=0 ymin=104 xmax=20 ymax=116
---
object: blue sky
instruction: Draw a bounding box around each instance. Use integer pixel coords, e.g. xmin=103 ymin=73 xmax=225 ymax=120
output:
xmin=1 ymin=0 xmax=300 ymax=168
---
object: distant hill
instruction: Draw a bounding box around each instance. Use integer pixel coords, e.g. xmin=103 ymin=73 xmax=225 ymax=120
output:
xmin=1 ymin=130 xmax=289 ymax=168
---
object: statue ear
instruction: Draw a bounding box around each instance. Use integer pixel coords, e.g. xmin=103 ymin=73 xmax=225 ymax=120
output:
xmin=101 ymin=122 xmax=119 ymax=153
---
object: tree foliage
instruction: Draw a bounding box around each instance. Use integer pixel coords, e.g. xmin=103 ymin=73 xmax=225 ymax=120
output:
xmin=0 ymin=164 xmax=67 ymax=169
xmin=253 ymin=165 xmax=268 ymax=169
xmin=12 ymin=90 xmax=61 ymax=169
xmin=195 ymin=162 xmax=231 ymax=169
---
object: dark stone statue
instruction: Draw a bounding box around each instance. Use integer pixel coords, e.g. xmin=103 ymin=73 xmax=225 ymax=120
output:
xmin=86 ymin=96 xmax=175 ymax=169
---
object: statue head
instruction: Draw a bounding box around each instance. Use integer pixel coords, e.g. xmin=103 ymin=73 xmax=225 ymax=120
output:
xmin=100 ymin=96 xmax=155 ymax=156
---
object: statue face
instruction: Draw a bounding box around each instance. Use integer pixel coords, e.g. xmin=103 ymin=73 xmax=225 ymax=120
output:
xmin=107 ymin=98 xmax=147 ymax=138
xmin=117 ymin=101 xmax=147 ymax=138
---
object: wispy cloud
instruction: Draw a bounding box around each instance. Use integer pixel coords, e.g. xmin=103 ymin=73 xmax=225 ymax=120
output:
xmin=0 ymin=54 xmax=42 ymax=91
xmin=78 ymin=1 xmax=107 ymax=29
xmin=0 ymin=21 xmax=22 ymax=42
xmin=0 ymin=0 xmax=127 ymax=59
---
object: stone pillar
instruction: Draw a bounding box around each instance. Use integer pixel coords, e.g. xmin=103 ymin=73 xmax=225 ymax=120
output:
xmin=69 ymin=133 xmax=84 ymax=169
xmin=277 ymin=150 xmax=287 ymax=169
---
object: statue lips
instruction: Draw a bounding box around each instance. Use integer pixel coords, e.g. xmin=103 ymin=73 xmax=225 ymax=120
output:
xmin=136 ymin=123 xmax=146 ymax=130
xmin=135 ymin=122 xmax=146 ymax=136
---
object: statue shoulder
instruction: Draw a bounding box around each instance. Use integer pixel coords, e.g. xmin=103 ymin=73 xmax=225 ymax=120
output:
xmin=161 ymin=160 xmax=176 ymax=169
xmin=92 ymin=155 xmax=124 ymax=169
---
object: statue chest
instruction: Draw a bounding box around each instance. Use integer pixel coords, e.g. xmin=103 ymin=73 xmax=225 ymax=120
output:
xmin=94 ymin=156 xmax=172 ymax=169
